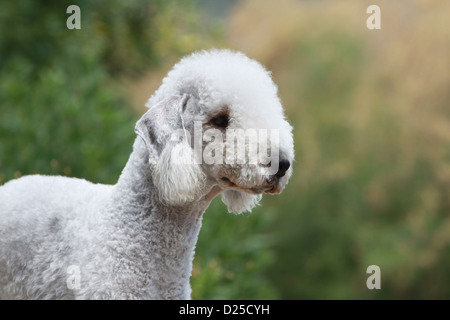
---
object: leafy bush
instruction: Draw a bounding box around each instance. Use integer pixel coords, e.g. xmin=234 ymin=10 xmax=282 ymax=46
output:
xmin=0 ymin=0 xmax=199 ymax=184
xmin=192 ymin=199 xmax=279 ymax=299
xmin=228 ymin=0 xmax=450 ymax=299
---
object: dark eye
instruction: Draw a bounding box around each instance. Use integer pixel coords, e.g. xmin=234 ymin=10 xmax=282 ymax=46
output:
xmin=210 ymin=114 xmax=229 ymax=128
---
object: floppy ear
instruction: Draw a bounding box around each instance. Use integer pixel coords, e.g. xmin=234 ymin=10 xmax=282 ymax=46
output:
xmin=135 ymin=94 xmax=206 ymax=205
xmin=135 ymin=95 xmax=189 ymax=154
xmin=221 ymin=190 xmax=262 ymax=214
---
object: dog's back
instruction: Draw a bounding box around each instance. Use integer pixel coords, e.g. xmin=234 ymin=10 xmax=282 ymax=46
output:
xmin=0 ymin=175 xmax=111 ymax=299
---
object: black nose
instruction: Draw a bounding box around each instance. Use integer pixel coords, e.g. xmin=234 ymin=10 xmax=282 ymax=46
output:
xmin=275 ymin=159 xmax=290 ymax=178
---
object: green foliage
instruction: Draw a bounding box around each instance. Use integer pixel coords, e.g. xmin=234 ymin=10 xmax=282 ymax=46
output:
xmin=0 ymin=55 xmax=135 ymax=184
xmin=192 ymin=199 xmax=279 ymax=299
xmin=0 ymin=0 xmax=202 ymax=184
xmin=0 ymin=0 xmax=179 ymax=77
xmin=0 ymin=1 xmax=152 ymax=184
xmin=256 ymin=3 xmax=450 ymax=299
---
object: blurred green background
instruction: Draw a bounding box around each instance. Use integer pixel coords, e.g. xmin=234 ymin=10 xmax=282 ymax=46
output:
xmin=1 ymin=0 xmax=449 ymax=299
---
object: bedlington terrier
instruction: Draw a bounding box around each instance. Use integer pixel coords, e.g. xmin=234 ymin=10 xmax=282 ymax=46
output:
xmin=0 ymin=49 xmax=294 ymax=299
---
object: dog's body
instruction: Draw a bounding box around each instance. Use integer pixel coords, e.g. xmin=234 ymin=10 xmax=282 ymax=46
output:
xmin=0 ymin=50 xmax=294 ymax=299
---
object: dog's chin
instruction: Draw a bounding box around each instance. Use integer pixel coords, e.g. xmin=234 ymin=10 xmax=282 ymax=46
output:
xmin=218 ymin=176 xmax=285 ymax=195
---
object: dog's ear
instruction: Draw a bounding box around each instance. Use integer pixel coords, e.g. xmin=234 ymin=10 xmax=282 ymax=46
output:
xmin=135 ymin=94 xmax=206 ymax=205
xmin=135 ymin=94 xmax=190 ymax=154
xmin=221 ymin=190 xmax=262 ymax=214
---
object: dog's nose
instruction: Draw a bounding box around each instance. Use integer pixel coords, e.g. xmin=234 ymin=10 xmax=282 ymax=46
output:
xmin=275 ymin=159 xmax=290 ymax=178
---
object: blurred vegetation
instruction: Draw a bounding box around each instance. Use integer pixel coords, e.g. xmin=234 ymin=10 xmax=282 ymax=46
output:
xmin=1 ymin=0 xmax=449 ymax=299
xmin=228 ymin=0 xmax=450 ymax=299
xmin=0 ymin=0 xmax=213 ymax=184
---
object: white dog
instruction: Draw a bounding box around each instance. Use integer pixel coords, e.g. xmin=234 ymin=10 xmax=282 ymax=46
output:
xmin=0 ymin=49 xmax=294 ymax=299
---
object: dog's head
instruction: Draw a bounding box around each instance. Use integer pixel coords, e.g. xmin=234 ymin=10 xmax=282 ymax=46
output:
xmin=135 ymin=50 xmax=294 ymax=213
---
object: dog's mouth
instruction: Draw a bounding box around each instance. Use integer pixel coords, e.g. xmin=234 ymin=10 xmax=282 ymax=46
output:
xmin=220 ymin=176 xmax=236 ymax=187
xmin=219 ymin=176 xmax=281 ymax=194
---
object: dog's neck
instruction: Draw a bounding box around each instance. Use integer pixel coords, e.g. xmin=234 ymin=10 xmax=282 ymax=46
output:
xmin=107 ymin=137 xmax=219 ymax=299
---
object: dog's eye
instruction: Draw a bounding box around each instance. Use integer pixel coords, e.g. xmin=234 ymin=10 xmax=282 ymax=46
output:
xmin=210 ymin=114 xmax=229 ymax=128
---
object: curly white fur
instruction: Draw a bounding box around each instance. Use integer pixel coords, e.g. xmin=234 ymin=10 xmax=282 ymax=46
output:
xmin=0 ymin=49 xmax=294 ymax=299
